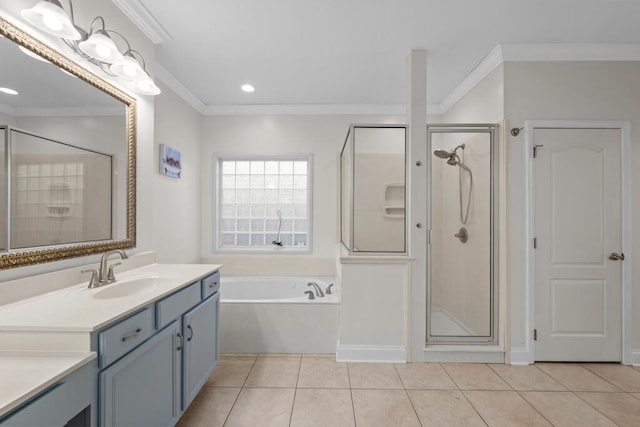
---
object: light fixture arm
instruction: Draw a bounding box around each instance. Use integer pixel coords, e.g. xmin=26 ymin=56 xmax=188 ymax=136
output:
xmin=126 ymin=48 xmax=147 ymax=71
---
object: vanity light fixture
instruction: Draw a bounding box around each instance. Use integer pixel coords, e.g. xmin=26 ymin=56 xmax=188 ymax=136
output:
xmin=20 ymin=0 xmax=161 ymax=96
xmin=0 ymin=87 xmax=19 ymax=95
xmin=241 ymin=84 xmax=255 ymax=93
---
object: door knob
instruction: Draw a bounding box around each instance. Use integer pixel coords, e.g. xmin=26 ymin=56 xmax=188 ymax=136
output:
xmin=609 ymin=252 xmax=625 ymax=261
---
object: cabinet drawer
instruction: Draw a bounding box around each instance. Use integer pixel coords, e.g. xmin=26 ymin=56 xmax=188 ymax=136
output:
xmin=156 ymin=282 xmax=200 ymax=329
xmin=201 ymin=271 xmax=220 ymax=299
xmin=99 ymin=308 xmax=154 ymax=368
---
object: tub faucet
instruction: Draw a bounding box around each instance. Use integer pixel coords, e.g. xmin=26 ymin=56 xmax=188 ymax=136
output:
xmin=307 ymin=282 xmax=324 ymax=297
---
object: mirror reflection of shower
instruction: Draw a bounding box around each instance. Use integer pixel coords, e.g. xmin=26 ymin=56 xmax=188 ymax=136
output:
xmin=433 ymin=144 xmax=473 ymax=225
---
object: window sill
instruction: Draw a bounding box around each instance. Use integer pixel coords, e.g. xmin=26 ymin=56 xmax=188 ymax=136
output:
xmin=214 ymin=246 xmax=312 ymax=255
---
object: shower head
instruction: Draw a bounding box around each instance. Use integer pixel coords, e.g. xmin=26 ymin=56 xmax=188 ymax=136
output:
xmin=433 ymin=149 xmax=451 ymax=159
xmin=434 ymin=143 xmax=465 ymax=161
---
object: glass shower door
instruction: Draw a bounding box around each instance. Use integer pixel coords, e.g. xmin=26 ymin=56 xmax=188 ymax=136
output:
xmin=427 ymin=125 xmax=497 ymax=343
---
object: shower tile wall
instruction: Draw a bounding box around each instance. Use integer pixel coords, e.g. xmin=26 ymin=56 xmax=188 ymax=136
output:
xmin=431 ymin=133 xmax=492 ymax=337
xmin=353 ymin=153 xmax=405 ymax=252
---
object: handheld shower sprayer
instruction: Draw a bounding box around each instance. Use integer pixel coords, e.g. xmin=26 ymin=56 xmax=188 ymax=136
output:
xmin=432 ymin=143 xmax=473 ymax=225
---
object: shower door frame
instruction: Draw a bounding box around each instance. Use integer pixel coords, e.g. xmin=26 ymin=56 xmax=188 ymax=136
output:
xmin=426 ymin=124 xmax=499 ymax=344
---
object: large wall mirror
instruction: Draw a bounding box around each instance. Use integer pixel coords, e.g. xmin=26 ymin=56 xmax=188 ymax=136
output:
xmin=0 ymin=16 xmax=136 ymax=269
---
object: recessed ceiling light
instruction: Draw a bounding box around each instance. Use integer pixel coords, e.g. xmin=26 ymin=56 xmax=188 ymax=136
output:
xmin=0 ymin=87 xmax=19 ymax=95
xmin=241 ymin=84 xmax=255 ymax=93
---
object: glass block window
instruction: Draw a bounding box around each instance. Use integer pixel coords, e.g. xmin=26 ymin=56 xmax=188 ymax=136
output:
xmin=217 ymin=157 xmax=311 ymax=250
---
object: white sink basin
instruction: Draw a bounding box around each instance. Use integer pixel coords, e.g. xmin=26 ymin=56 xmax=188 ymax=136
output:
xmin=92 ymin=277 xmax=172 ymax=299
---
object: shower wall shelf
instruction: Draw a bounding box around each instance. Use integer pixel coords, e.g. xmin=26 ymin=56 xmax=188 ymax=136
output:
xmin=383 ymin=182 xmax=405 ymax=219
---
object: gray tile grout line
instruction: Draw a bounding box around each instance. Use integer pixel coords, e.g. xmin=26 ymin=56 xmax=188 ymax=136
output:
xmin=512 ymin=389 xmax=556 ymax=426
xmin=484 ymin=360 xmax=559 ymax=424
xmin=568 ymin=390 xmax=622 ymax=426
xmin=393 ymin=363 xmax=425 ymax=427
xmin=537 ymin=363 xmax=624 ymax=393
xmin=288 ymin=355 xmax=303 ymax=427
xmin=222 ymin=353 xmax=259 ymax=427
xmin=579 ymin=363 xmax=628 ymax=392
xmin=346 ymin=363 xmax=357 ymax=427
xmin=440 ymin=363 xmax=490 ymax=426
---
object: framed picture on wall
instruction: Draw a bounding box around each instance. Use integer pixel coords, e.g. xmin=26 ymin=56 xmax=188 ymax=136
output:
xmin=159 ymin=144 xmax=182 ymax=178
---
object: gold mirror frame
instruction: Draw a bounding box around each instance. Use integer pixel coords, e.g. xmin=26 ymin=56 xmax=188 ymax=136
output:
xmin=0 ymin=16 xmax=136 ymax=269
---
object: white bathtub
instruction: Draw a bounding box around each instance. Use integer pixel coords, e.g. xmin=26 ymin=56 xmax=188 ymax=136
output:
xmin=219 ymin=276 xmax=340 ymax=353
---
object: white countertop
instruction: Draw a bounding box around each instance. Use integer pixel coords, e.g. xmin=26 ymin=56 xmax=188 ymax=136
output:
xmin=0 ymin=262 xmax=221 ymax=418
xmin=0 ymin=351 xmax=96 ymax=416
xmin=0 ymin=263 xmax=221 ymax=332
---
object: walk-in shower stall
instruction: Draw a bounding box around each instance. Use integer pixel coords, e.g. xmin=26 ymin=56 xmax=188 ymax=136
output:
xmin=428 ymin=124 xmax=498 ymax=344
xmin=341 ymin=125 xmax=407 ymax=254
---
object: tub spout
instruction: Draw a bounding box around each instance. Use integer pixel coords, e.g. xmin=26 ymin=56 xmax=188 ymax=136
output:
xmin=307 ymin=282 xmax=324 ymax=297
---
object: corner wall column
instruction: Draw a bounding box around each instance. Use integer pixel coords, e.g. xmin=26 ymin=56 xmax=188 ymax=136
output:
xmin=408 ymin=50 xmax=428 ymax=361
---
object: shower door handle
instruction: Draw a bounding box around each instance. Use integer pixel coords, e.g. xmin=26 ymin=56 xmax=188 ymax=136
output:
xmin=609 ymin=252 xmax=625 ymax=261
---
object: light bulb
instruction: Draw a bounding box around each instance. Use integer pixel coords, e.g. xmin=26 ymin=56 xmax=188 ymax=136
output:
xmin=241 ymin=84 xmax=255 ymax=93
xmin=123 ymin=64 xmax=136 ymax=77
xmin=42 ymin=14 xmax=63 ymax=32
xmin=95 ymin=44 xmax=112 ymax=59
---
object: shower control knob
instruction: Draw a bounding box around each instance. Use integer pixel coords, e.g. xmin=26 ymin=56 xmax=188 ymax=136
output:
xmin=416 ymin=223 xmax=423 ymax=228
xmin=416 ymin=161 xmax=422 ymax=166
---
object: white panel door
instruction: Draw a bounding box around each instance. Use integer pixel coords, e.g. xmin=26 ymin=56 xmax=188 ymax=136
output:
xmin=534 ymin=128 xmax=622 ymax=361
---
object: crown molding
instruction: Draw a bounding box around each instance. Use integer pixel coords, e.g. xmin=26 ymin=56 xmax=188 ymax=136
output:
xmin=111 ymin=0 xmax=172 ymax=44
xmin=153 ymin=43 xmax=640 ymax=116
xmin=203 ymin=103 xmax=411 ymax=116
xmin=154 ymin=63 xmax=206 ymax=113
xmin=439 ymin=45 xmax=504 ymax=114
xmin=500 ymin=43 xmax=640 ymax=62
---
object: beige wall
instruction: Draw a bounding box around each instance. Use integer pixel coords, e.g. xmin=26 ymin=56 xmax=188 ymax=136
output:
xmin=504 ymin=61 xmax=640 ymax=356
xmin=200 ymin=114 xmax=403 ymax=276
xmin=152 ymin=82 xmax=203 ymax=263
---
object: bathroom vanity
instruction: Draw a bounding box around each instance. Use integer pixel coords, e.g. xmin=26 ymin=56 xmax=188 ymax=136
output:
xmin=0 ymin=263 xmax=221 ymax=427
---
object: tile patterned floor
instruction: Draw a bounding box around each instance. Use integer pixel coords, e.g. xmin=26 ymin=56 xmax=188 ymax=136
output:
xmin=177 ymin=354 xmax=640 ymax=427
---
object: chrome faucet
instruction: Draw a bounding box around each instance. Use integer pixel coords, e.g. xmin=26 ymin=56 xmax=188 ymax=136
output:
xmin=307 ymin=282 xmax=324 ymax=297
xmin=83 ymin=249 xmax=128 ymax=288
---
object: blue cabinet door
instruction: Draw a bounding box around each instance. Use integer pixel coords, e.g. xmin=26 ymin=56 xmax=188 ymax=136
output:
xmin=182 ymin=292 xmax=219 ymax=409
xmin=100 ymin=321 xmax=181 ymax=427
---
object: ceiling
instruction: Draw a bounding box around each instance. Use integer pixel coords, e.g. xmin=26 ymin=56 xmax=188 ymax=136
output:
xmin=126 ymin=0 xmax=640 ymax=112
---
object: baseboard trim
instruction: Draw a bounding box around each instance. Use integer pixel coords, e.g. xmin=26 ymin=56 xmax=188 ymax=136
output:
xmin=336 ymin=343 xmax=406 ymax=363
xmin=632 ymin=350 xmax=640 ymax=366
xmin=508 ymin=347 xmax=533 ymax=365
xmin=422 ymin=345 xmax=505 ymax=363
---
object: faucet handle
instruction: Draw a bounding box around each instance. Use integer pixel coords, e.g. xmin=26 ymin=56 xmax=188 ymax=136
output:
xmin=82 ymin=269 xmax=99 ymax=288
xmin=325 ymin=283 xmax=334 ymax=295
xmin=107 ymin=263 xmax=122 ymax=281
